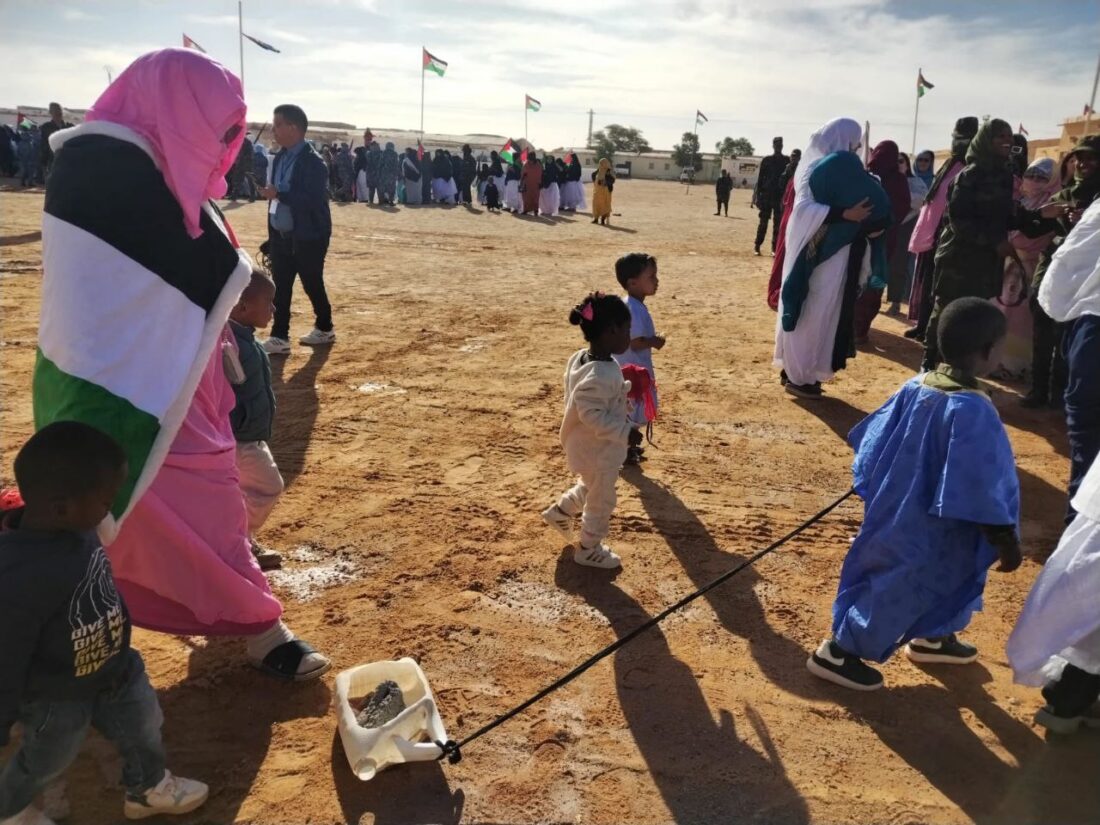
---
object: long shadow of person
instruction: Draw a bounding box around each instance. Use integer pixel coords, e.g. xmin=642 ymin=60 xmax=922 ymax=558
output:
xmin=330 ymin=736 xmax=465 ymax=825
xmin=553 ymin=553 xmax=810 ymax=824
xmin=269 ymin=346 xmax=331 ymax=490
xmin=622 ymin=469 xmax=1096 ymax=822
xmin=154 ymin=637 xmax=331 ymax=823
xmin=789 ymin=396 xmax=866 ymax=444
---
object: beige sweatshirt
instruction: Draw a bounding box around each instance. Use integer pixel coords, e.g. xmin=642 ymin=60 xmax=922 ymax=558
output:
xmin=559 ymin=349 xmax=632 ymax=475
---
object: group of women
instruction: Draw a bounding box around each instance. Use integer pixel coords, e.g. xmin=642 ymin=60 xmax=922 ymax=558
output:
xmin=771 ymin=115 xmax=1098 ymax=408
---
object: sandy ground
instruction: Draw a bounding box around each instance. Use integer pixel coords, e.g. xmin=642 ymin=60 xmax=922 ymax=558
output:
xmin=1 ymin=179 xmax=1097 ymax=825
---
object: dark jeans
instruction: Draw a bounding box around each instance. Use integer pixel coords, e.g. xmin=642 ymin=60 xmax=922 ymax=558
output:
xmin=716 ymin=196 xmax=729 ymax=215
xmin=1064 ymin=315 xmax=1100 ymax=521
xmin=754 ymin=202 xmax=781 ymax=250
xmin=1029 ymin=296 xmax=1067 ymax=403
xmin=458 ymin=179 xmax=472 ymax=204
xmin=0 ymin=651 xmax=165 ymax=816
xmin=269 ymin=233 xmax=333 ymax=341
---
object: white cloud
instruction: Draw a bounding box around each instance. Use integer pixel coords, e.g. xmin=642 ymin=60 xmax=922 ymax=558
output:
xmin=61 ymin=7 xmax=98 ymax=22
xmin=185 ymin=14 xmax=238 ymax=26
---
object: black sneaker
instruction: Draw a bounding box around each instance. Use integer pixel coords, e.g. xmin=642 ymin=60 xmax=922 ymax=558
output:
xmin=785 ymin=382 xmax=823 ymax=400
xmin=754 ymin=244 xmax=762 ymax=256
xmin=905 ymin=634 xmax=978 ymax=664
xmin=807 ymin=640 xmax=884 ymax=691
xmin=902 ymin=327 xmax=923 ymax=341
xmin=1034 ymin=703 xmax=1100 ymax=735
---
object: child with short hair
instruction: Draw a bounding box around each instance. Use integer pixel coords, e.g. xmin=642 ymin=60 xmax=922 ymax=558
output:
xmin=0 ymin=422 xmax=207 ymax=824
xmin=542 ymin=293 xmax=634 ymax=569
xmin=228 ymin=270 xmax=284 ymax=571
xmin=808 ymin=297 xmax=1022 ymax=691
xmin=612 ymin=253 xmax=664 ymax=464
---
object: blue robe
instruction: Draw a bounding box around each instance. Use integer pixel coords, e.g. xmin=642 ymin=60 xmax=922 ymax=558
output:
xmin=832 ymin=376 xmax=1020 ymax=662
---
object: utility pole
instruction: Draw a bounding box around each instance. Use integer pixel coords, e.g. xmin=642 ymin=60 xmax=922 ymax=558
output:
xmin=587 ymin=109 xmax=594 ymax=148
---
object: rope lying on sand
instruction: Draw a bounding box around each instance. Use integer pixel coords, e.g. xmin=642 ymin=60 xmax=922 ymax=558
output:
xmin=435 ymin=488 xmax=857 ymax=764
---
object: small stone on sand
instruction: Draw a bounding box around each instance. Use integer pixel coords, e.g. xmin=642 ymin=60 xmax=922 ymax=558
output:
xmin=356 ymin=680 xmax=406 ymax=728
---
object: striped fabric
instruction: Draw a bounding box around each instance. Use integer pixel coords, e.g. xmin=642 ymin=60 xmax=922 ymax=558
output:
xmin=36 ymin=122 xmax=251 ymax=540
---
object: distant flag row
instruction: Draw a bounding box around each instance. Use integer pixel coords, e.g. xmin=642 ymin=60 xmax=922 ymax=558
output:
xmin=182 ymin=31 xmax=279 ymax=54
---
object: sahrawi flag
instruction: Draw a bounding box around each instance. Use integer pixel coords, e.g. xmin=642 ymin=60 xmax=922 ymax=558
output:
xmin=182 ymin=34 xmax=206 ymax=53
xmin=423 ymin=48 xmax=447 ymax=76
xmin=34 ymin=125 xmax=251 ymax=540
xmin=526 ymin=94 xmax=541 ymax=112
xmin=243 ymin=33 xmax=281 ymax=53
xmin=1019 ymin=123 xmax=1029 ymax=137
xmin=500 ymin=139 xmax=517 ymax=164
xmin=917 ymin=69 xmax=935 ymax=97
xmin=696 ymin=110 xmax=708 ymax=125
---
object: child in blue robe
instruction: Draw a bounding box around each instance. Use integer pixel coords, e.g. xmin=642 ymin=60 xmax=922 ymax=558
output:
xmin=808 ymin=297 xmax=1023 ymax=690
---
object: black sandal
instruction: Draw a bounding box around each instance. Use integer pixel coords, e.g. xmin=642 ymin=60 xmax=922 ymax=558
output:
xmin=251 ymin=640 xmax=331 ymax=682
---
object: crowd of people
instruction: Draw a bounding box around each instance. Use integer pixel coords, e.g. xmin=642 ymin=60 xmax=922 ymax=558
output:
xmin=766 ymin=114 xmax=1100 ymax=721
xmin=2 ymin=43 xmax=1100 ymax=824
xmin=0 ymin=104 xmax=73 ymax=188
xmin=216 ymin=130 xmax=611 ymax=220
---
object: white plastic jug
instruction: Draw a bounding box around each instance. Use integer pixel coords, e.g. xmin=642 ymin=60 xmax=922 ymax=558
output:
xmin=334 ymin=657 xmax=450 ymax=781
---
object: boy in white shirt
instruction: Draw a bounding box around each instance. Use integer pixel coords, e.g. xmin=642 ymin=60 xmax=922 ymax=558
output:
xmin=613 ymin=253 xmax=664 ymax=464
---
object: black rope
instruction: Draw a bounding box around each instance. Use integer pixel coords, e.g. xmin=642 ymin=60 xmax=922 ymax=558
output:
xmin=435 ymin=488 xmax=856 ymax=764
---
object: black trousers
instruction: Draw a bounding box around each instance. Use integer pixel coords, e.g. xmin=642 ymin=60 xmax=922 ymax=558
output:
xmin=716 ymin=196 xmax=729 ymax=215
xmin=269 ymin=233 xmax=332 ymax=341
xmin=755 ymin=203 xmax=781 ymax=250
xmin=1029 ymin=296 xmax=1067 ymax=402
xmin=458 ymin=178 xmax=472 ymax=204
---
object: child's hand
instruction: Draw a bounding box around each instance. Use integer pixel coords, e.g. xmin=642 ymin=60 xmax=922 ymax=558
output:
xmin=652 ymin=335 xmax=666 ymax=350
xmin=995 ymin=539 xmax=1022 ymax=573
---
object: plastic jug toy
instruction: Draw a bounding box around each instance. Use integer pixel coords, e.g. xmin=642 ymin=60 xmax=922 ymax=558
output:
xmin=334 ymin=657 xmax=450 ymax=780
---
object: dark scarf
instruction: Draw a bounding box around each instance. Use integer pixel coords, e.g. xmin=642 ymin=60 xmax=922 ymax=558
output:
xmin=925 ymin=116 xmax=979 ymax=203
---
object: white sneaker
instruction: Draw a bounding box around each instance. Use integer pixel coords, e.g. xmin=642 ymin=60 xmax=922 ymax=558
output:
xmin=123 ymin=771 xmax=209 ymax=819
xmin=1 ymin=807 xmax=57 ymax=825
xmin=541 ymin=503 xmax=573 ymax=538
xmin=261 ymin=336 xmax=291 ymax=355
xmin=574 ymin=542 xmax=622 ymax=569
xmin=299 ymin=327 xmax=336 ymax=346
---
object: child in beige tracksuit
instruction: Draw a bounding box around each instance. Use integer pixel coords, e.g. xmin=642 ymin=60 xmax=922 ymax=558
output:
xmin=542 ymin=293 xmax=634 ymax=569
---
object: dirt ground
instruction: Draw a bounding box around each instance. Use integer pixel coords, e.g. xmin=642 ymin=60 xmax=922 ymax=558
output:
xmin=2 ymin=179 xmax=1097 ymax=825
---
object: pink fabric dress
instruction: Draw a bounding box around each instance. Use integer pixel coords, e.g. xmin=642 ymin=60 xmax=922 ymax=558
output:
xmin=108 ymin=327 xmax=282 ymax=635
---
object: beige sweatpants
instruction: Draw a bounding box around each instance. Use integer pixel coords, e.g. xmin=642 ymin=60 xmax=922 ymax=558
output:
xmin=557 ymin=469 xmax=618 ymax=547
xmin=236 ymin=441 xmax=284 ymax=533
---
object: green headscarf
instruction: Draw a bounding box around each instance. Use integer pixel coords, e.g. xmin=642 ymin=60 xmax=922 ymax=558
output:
xmin=965 ymin=118 xmax=1012 ymax=171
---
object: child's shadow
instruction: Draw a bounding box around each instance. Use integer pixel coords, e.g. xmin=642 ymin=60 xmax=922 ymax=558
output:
xmin=622 ymin=468 xmax=1098 ymax=822
xmin=270 ymin=346 xmax=331 ymax=490
xmin=553 ymin=553 xmax=811 ymax=824
xmin=155 ymin=637 xmax=332 ymax=823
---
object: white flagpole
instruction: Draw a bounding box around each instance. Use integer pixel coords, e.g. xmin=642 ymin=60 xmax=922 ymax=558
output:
xmin=420 ymin=49 xmax=425 ymax=136
xmin=1084 ymin=51 xmax=1100 ymax=137
xmin=238 ymin=1 xmax=245 ymax=90
xmin=525 ymin=99 xmax=528 ymax=145
xmin=911 ymin=69 xmax=922 ymax=156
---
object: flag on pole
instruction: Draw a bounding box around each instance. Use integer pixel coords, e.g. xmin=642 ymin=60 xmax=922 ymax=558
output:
xmin=1018 ymin=123 xmax=1029 ymax=137
xmin=917 ymin=70 xmax=935 ymax=98
xmin=525 ymin=94 xmax=541 ymax=112
xmin=423 ymin=48 xmax=447 ymax=76
xmin=182 ymin=34 xmax=207 ymax=53
xmin=520 ymin=147 xmax=529 ymax=164
xmin=696 ymin=110 xmax=708 ymax=124
xmin=500 ymin=139 xmax=517 ymax=165
xmin=243 ymin=33 xmax=281 ymax=53
xmin=1085 ymin=103 xmax=1096 ymax=117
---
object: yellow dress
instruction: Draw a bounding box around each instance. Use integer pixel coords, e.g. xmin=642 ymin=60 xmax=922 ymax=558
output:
xmin=592 ymin=158 xmax=613 ymax=219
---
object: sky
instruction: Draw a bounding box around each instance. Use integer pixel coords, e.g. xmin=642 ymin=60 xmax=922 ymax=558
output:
xmin=4 ymin=0 xmax=1098 ymax=155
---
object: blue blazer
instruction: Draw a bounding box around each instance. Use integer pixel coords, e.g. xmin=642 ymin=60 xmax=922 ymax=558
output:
xmin=269 ymin=143 xmax=331 ymax=242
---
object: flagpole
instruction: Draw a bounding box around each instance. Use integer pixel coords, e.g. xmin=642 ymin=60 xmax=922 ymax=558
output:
xmin=238 ymin=1 xmax=245 ymax=91
xmin=1085 ymin=50 xmax=1100 ymax=137
xmin=911 ymin=77 xmax=921 ymax=157
xmin=420 ymin=50 xmax=425 ymax=136
xmin=525 ymin=102 xmax=528 ymax=146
